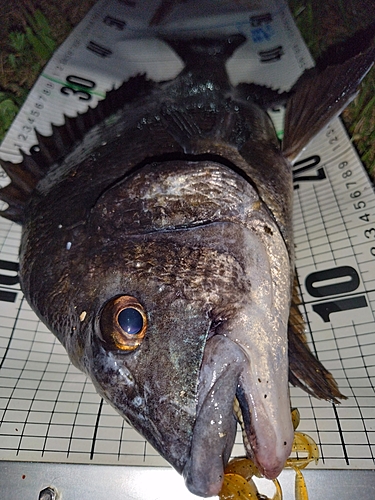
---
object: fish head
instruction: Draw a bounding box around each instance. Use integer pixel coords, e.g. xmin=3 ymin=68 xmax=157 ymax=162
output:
xmin=81 ymin=240 xmax=252 ymax=490
xmin=19 ymin=158 xmax=293 ymax=497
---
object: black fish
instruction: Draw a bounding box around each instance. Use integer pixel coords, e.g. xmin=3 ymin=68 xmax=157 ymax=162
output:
xmin=0 ymin=32 xmax=373 ymax=497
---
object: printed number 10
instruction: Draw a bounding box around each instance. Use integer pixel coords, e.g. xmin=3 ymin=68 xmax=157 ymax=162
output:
xmin=0 ymin=259 xmax=19 ymax=303
xmin=305 ymin=265 xmax=368 ymax=322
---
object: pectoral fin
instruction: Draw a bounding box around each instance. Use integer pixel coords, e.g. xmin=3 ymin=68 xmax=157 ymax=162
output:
xmin=282 ymin=48 xmax=375 ymax=160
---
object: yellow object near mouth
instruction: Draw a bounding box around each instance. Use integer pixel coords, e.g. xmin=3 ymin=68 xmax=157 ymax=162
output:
xmin=220 ymin=409 xmax=319 ymax=500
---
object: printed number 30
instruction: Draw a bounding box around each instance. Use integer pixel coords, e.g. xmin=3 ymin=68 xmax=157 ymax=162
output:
xmin=60 ymin=75 xmax=96 ymax=101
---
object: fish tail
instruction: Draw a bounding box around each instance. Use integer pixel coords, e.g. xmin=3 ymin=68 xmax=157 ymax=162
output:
xmin=163 ymin=34 xmax=247 ymax=71
xmin=282 ymin=47 xmax=375 ymax=160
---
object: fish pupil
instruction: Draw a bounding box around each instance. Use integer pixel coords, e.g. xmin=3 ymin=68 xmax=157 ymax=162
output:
xmin=118 ymin=308 xmax=143 ymax=335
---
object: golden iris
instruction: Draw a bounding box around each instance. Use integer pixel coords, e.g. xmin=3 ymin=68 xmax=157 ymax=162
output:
xmin=100 ymin=295 xmax=147 ymax=351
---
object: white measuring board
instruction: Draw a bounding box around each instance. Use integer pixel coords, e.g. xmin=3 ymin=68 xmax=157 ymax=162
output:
xmin=0 ymin=0 xmax=374 ymax=496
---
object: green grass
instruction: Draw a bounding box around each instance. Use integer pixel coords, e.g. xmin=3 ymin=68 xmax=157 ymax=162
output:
xmin=0 ymin=9 xmax=58 ymax=138
xmin=0 ymin=0 xmax=96 ymax=141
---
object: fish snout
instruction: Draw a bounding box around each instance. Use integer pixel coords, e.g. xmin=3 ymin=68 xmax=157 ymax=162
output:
xmin=250 ymin=419 xmax=294 ymax=480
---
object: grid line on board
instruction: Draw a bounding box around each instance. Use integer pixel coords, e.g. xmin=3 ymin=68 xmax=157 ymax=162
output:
xmin=349 ymin=322 xmax=375 ymax=396
xmin=66 ymin=377 xmax=89 ymax=459
xmin=295 ymin=189 xmax=318 ymax=268
xmin=0 ymin=223 xmax=14 ymax=254
xmin=294 ymin=271 xmax=320 ymax=361
xmin=0 ymin=293 xmax=165 ymax=465
xmin=324 ymin=163 xmax=360 ymax=263
xmin=331 ymin=404 xmax=349 ymax=465
xmin=40 ymin=360 xmax=71 ymax=458
xmin=312 ymin=184 xmax=337 ymax=265
xmin=0 ymin=298 xmax=40 ymax=427
xmin=332 ymin=324 xmax=375 ymax=465
xmin=15 ymin=333 xmax=58 ymax=457
xmin=117 ymin=418 xmax=125 ymax=461
xmin=325 ymin=145 xmax=375 ymax=287
xmin=281 ymin=185 xmax=374 ymax=463
xmin=294 ymin=166 xmax=349 ymax=270
xmin=90 ymin=399 xmax=104 ymax=460
xmin=0 ymin=296 xmax=25 ymax=370
xmin=300 ymin=289 xmax=375 ymax=306
xmin=308 ymin=394 xmax=326 ymax=465
xmin=291 ymin=275 xmax=349 ymax=464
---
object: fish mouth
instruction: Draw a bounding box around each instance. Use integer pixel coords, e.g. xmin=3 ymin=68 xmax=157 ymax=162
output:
xmin=183 ymin=324 xmax=294 ymax=497
xmin=178 ymin=193 xmax=294 ymax=497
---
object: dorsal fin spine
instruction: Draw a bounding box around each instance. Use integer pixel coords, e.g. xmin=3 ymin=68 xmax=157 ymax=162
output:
xmin=0 ymin=159 xmax=39 ymax=193
xmin=0 ymin=182 xmax=28 ymax=223
xmin=0 ymin=74 xmax=156 ymax=225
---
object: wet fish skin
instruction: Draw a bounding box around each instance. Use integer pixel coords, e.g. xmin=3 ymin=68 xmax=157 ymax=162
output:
xmin=1 ymin=32 xmax=374 ymax=497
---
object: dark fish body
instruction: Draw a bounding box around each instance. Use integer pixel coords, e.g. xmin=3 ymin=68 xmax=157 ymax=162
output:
xmin=1 ymin=32 xmax=374 ymax=497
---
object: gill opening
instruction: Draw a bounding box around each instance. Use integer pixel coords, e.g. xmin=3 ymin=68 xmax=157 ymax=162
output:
xmin=89 ymin=151 xmax=289 ymax=252
xmin=91 ymin=151 xmax=261 ymax=207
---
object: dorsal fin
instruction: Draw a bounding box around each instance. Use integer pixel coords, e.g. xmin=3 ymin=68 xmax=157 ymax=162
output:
xmin=0 ymin=74 xmax=155 ymax=224
xmin=0 ymin=154 xmax=45 ymax=223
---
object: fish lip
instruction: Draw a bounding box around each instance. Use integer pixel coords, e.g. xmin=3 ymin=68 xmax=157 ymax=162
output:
xmin=182 ymin=335 xmax=244 ymax=497
xmin=236 ymin=398 xmax=286 ymax=480
xmin=183 ymin=332 xmax=293 ymax=496
xmin=235 ymin=363 xmax=293 ymax=481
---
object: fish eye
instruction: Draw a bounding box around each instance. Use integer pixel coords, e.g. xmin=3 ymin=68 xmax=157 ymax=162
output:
xmin=118 ymin=307 xmax=144 ymax=335
xmin=100 ymin=295 xmax=147 ymax=351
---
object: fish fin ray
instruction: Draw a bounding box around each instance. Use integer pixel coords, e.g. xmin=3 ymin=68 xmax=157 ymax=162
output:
xmin=288 ymin=276 xmax=347 ymax=403
xmin=0 ymin=158 xmax=40 ymax=194
xmin=161 ymin=107 xmax=202 ymax=152
xmin=233 ymin=82 xmax=290 ymax=110
xmin=0 ymin=74 xmax=156 ymax=224
xmin=282 ymin=48 xmax=375 ymax=160
xmin=0 ymin=181 xmax=29 ymax=223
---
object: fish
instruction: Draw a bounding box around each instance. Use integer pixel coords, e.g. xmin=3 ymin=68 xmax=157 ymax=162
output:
xmin=0 ymin=29 xmax=374 ymax=498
